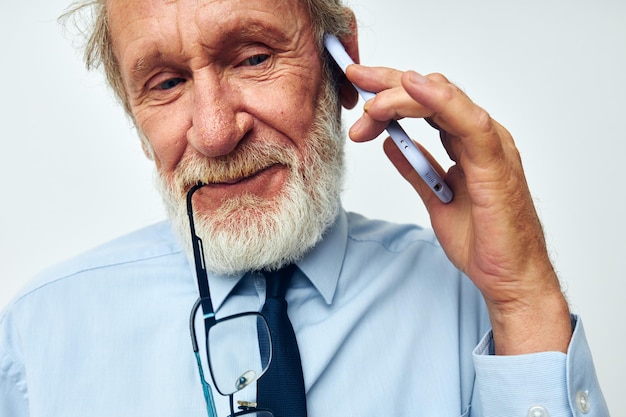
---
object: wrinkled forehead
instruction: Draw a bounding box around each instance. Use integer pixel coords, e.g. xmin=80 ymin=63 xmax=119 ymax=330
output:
xmin=106 ymin=0 xmax=309 ymax=43
xmin=106 ymin=0 xmax=313 ymax=67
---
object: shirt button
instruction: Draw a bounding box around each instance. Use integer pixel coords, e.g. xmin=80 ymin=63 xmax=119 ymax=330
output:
xmin=528 ymin=405 xmax=550 ymax=417
xmin=576 ymin=390 xmax=591 ymax=413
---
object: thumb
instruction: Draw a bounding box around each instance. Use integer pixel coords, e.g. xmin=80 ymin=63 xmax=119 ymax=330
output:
xmin=382 ymin=137 xmax=448 ymax=210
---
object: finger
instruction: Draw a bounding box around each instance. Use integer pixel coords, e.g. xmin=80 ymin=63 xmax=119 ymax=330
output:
xmin=347 ymin=65 xmax=434 ymax=121
xmin=345 ymin=64 xmax=403 ymax=93
xmin=349 ymin=111 xmax=389 ymax=142
xmin=346 ymin=65 xmax=431 ymax=142
xmin=363 ymin=87 xmax=433 ymax=121
xmin=400 ymin=71 xmax=507 ymax=169
xmin=382 ymin=136 xmax=448 ymax=210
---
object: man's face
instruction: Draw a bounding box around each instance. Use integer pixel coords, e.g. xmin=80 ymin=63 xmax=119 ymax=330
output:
xmin=108 ymin=0 xmax=345 ymax=273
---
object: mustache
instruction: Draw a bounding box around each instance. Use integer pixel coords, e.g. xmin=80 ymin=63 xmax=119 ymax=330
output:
xmin=170 ymin=141 xmax=297 ymax=193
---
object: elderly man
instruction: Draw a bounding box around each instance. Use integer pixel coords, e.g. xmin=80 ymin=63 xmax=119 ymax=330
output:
xmin=0 ymin=0 xmax=609 ymax=416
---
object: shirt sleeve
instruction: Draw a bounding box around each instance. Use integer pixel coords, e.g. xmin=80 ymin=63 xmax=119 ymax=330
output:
xmin=0 ymin=310 xmax=30 ymax=417
xmin=472 ymin=315 xmax=609 ymax=417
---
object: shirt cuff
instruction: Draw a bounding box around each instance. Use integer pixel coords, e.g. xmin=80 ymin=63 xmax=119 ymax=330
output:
xmin=472 ymin=315 xmax=609 ymax=417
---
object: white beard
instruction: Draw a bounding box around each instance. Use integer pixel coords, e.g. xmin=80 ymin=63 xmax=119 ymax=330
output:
xmin=154 ymin=77 xmax=345 ymax=275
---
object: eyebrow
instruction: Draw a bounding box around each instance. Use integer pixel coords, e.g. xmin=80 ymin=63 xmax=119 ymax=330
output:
xmin=131 ymin=51 xmax=163 ymax=77
xmin=123 ymin=49 xmax=167 ymax=93
xmin=232 ymin=21 xmax=292 ymax=45
xmin=127 ymin=19 xmax=295 ymax=82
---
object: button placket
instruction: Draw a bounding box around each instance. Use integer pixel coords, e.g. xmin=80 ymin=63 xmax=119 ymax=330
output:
xmin=528 ymin=405 xmax=550 ymax=417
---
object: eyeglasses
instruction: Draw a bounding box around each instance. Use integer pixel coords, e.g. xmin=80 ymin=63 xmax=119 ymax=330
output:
xmin=187 ymin=183 xmax=275 ymax=417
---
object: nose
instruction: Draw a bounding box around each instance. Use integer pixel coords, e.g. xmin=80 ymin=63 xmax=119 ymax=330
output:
xmin=186 ymin=72 xmax=253 ymax=157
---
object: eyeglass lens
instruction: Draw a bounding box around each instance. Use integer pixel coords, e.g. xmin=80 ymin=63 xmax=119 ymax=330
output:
xmin=193 ymin=311 xmax=272 ymax=396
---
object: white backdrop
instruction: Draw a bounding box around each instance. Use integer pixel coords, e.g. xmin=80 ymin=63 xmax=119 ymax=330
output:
xmin=1 ymin=0 xmax=624 ymax=415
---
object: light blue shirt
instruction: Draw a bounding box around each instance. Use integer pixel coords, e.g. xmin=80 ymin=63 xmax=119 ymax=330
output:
xmin=0 ymin=209 xmax=608 ymax=416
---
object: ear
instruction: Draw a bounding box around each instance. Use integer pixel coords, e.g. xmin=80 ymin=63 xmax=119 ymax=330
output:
xmin=338 ymin=9 xmax=360 ymax=109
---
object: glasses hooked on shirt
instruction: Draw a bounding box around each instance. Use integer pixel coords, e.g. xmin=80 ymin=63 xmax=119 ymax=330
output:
xmin=186 ymin=183 xmax=274 ymax=417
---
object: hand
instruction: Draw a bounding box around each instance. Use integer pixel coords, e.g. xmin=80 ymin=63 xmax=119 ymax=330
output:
xmin=346 ymin=64 xmax=571 ymax=354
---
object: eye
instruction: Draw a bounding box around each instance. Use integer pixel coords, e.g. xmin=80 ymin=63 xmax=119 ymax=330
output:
xmin=155 ymin=77 xmax=186 ymax=90
xmin=241 ymin=54 xmax=270 ymax=67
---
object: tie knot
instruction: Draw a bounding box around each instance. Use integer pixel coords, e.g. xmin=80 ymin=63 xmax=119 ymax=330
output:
xmin=263 ymin=264 xmax=297 ymax=299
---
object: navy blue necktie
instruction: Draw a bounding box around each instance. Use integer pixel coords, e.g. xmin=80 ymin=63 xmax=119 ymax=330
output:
xmin=257 ymin=264 xmax=307 ymax=417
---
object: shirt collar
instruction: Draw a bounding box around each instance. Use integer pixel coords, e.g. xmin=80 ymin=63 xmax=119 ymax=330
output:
xmin=297 ymin=208 xmax=347 ymax=305
xmin=201 ymin=208 xmax=348 ymax=311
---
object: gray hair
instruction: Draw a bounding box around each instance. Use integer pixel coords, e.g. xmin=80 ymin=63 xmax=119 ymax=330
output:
xmin=60 ymin=0 xmax=354 ymax=118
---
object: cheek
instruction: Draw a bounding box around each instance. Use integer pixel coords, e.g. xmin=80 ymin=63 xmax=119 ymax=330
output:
xmin=135 ymin=106 xmax=190 ymax=173
xmin=251 ymin=75 xmax=322 ymax=151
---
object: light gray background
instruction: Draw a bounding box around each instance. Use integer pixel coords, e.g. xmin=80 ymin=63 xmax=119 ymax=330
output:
xmin=1 ymin=0 xmax=624 ymax=415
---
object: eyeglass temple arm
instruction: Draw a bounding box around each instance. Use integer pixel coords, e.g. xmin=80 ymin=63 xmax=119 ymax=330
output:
xmin=187 ymin=182 xmax=215 ymax=310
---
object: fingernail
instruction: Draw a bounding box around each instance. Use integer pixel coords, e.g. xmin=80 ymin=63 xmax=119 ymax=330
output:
xmin=407 ymin=70 xmax=429 ymax=85
xmin=363 ymin=98 xmax=373 ymax=112
xmin=350 ymin=118 xmax=363 ymax=137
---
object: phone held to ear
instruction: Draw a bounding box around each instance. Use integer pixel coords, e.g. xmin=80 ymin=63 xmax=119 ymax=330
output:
xmin=323 ymin=33 xmax=453 ymax=204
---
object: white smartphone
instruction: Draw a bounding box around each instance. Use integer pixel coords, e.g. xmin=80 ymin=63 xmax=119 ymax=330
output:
xmin=323 ymin=33 xmax=453 ymax=204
